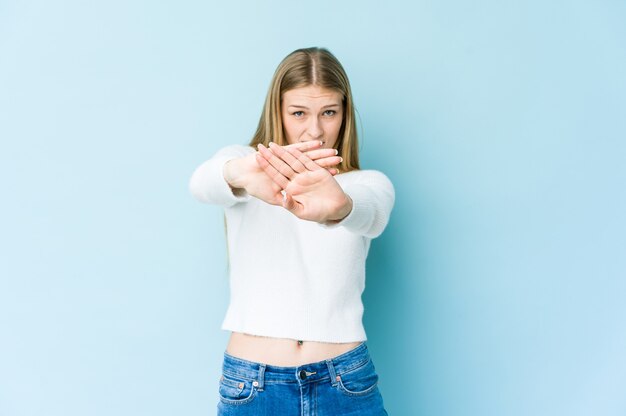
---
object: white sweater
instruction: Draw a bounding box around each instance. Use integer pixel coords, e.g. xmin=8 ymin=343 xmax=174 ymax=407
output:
xmin=189 ymin=144 xmax=395 ymax=342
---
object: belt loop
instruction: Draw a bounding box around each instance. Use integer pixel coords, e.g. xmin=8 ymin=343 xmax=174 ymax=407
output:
xmin=325 ymin=359 xmax=339 ymax=387
xmin=257 ymin=363 xmax=266 ymax=391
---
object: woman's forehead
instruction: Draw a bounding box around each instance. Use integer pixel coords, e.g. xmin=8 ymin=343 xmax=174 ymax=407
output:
xmin=282 ymin=85 xmax=343 ymax=105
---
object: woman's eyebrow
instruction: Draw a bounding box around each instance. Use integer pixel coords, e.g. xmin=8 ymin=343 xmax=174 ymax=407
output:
xmin=287 ymin=104 xmax=341 ymax=109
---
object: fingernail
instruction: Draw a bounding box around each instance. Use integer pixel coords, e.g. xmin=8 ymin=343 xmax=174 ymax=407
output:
xmin=319 ymin=140 xmax=324 ymax=146
xmin=339 ymin=157 xmax=343 ymax=162
xmin=335 ymin=149 xmax=338 ymax=155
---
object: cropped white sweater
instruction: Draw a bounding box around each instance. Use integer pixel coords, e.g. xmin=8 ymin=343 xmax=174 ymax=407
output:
xmin=189 ymin=144 xmax=395 ymax=343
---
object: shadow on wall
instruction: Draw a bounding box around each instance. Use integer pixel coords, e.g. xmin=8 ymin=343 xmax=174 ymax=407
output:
xmin=359 ymin=108 xmax=438 ymax=414
xmin=362 ymin=193 xmax=425 ymax=412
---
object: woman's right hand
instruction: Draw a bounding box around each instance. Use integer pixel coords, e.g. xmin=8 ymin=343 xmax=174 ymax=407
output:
xmin=222 ymin=140 xmax=341 ymax=206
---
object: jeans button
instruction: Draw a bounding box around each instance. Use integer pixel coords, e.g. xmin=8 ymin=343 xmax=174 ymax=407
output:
xmin=299 ymin=370 xmax=307 ymax=380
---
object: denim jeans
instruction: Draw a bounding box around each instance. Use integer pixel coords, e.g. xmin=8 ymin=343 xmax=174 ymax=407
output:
xmin=216 ymin=341 xmax=388 ymax=415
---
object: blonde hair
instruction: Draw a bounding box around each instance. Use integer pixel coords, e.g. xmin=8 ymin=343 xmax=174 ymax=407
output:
xmin=249 ymin=47 xmax=360 ymax=171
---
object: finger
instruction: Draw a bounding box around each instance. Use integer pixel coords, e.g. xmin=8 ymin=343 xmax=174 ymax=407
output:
xmin=283 ymin=140 xmax=324 ymax=153
xmin=282 ymin=192 xmax=302 ymax=215
xmin=303 ymin=148 xmax=339 ymax=160
xmin=314 ymin=155 xmax=343 ymax=168
xmin=328 ymin=168 xmax=339 ymax=176
xmin=283 ymin=146 xmax=322 ymax=171
xmin=268 ymin=142 xmax=306 ymax=173
xmin=258 ymin=143 xmax=297 ymax=180
xmin=255 ymin=152 xmax=289 ymax=189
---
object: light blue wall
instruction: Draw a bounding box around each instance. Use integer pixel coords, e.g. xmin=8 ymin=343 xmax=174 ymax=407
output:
xmin=1 ymin=1 xmax=624 ymax=415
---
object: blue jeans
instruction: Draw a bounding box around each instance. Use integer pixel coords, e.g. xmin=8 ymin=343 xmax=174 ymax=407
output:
xmin=216 ymin=341 xmax=388 ymax=415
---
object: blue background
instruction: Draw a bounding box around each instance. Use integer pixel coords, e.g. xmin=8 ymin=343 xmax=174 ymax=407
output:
xmin=1 ymin=1 xmax=625 ymax=415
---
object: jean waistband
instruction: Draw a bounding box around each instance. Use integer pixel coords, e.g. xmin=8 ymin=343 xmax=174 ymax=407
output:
xmin=221 ymin=341 xmax=370 ymax=388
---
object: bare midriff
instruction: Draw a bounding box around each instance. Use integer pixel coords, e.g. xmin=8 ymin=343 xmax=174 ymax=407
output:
xmin=226 ymin=332 xmax=362 ymax=367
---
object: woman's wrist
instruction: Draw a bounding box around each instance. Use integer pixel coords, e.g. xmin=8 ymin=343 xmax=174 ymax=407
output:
xmin=327 ymin=193 xmax=353 ymax=223
xmin=223 ymin=159 xmax=244 ymax=192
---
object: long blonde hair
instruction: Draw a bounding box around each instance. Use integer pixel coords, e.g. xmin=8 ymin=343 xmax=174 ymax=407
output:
xmin=249 ymin=47 xmax=360 ymax=171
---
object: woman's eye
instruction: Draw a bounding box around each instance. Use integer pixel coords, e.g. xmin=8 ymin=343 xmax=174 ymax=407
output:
xmin=293 ymin=111 xmax=304 ymax=117
xmin=323 ymin=110 xmax=336 ymax=116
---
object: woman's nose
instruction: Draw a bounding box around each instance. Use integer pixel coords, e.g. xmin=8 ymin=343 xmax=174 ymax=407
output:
xmin=306 ymin=117 xmax=323 ymax=139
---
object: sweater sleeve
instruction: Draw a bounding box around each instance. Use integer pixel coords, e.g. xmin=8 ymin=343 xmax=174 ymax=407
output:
xmin=321 ymin=170 xmax=395 ymax=239
xmin=188 ymin=144 xmax=256 ymax=207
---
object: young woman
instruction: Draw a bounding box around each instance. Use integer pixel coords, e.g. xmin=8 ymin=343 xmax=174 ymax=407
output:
xmin=189 ymin=47 xmax=394 ymax=415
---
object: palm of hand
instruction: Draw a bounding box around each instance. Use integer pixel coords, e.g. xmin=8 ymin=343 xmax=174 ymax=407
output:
xmin=284 ymin=169 xmax=344 ymax=222
xmin=239 ymin=154 xmax=283 ymax=205
xmin=246 ymin=166 xmax=283 ymax=205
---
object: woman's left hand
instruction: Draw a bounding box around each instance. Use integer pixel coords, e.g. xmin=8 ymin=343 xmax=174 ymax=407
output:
xmin=256 ymin=142 xmax=353 ymax=223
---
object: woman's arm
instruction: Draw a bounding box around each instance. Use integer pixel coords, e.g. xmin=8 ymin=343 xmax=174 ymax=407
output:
xmin=188 ymin=144 xmax=255 ymax=207
xmin=189 ymin=141 xmax=342 ymax=208
xmin=256 ymin=143 xmax=395 ymax=238
xmin=323 ymin=170 xmax=395 ymax=238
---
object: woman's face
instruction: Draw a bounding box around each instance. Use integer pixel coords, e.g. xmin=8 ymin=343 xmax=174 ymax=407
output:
xmin=281 ymin=85 xmax=344 ymax=149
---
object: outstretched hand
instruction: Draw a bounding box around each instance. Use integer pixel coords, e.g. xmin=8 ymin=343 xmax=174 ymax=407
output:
xmin=223 ymin=140 xmax=340 ymax=208
xmin=256 ymin=142 xmax=352 ymax=223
